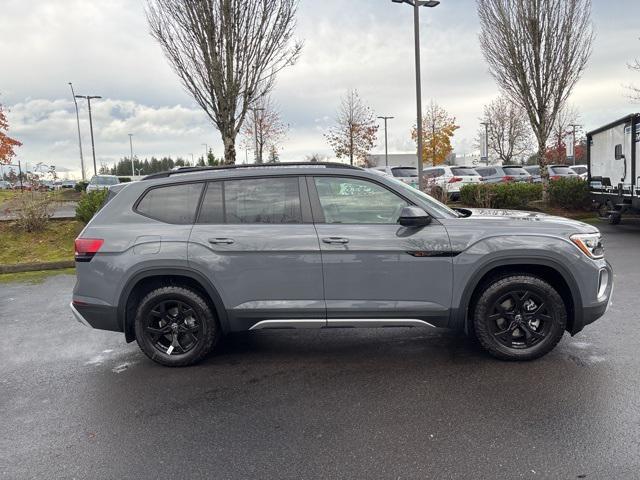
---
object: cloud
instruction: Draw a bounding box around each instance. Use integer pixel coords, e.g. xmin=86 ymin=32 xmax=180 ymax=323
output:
xmin=2 ymin=0 xmax=639 ymax=176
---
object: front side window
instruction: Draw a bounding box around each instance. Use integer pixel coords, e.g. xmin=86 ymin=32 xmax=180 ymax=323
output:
xmin=314 ymin=177 xmax=408 ymax=224
xmin=136 ymin=183 xmax=203 ymax=224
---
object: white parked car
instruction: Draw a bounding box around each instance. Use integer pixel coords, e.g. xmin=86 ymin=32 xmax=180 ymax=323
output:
xmin=570 ymin=164 xmax=588 ymax=180
xmin=372 ymin=166 xmax=419 ymax=189
xmin=423 ymin=165 xmax=482 ymax=199
xmin=87 ymin=175 xmax=120 ymax=192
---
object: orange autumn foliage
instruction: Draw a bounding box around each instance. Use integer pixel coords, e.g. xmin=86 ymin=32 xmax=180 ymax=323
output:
xmin=0 ymin=103 xmax=21 ymax=164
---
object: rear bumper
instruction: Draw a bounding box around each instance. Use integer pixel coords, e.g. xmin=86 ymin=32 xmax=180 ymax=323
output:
xmin=70 ymin=302 xmax=121 ymax=332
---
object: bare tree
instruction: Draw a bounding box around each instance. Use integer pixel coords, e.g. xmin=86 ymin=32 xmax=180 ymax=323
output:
xmin=242 ymin=95 xmax=288 ymax=164
xmin=478 ymin=0 xmax=594 ymax=178
xmin=628 ymin=40 xmax=640 ymax=100
xmin=479 ymin=96 xmax=532 ymax=164
xmin=146 ymin=0 xmax=302 ymax=164
xmin=324 ymin=90 xmax=379 ymax=166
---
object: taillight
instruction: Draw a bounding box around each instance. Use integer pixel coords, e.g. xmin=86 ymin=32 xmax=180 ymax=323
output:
xmin=448 ymin=176 xmax=463 ymax=183
xmin=75 ymin=238 xmax=104 ymax=262
xmin=550 ymin=175 xmax=560 ymax=181
xmin=502 ymin=175 xmax=514 ymax=182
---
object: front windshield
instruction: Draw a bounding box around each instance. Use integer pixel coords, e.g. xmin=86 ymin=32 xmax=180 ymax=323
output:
xmin=94 ymin=176 xmax=119 ymax=185
xmin=386 ymin=176 xmax=459 ymax=218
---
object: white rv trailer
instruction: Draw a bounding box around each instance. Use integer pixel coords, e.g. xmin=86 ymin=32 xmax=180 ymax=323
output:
xmin=587 ymin=113 xmax=640 ymax=224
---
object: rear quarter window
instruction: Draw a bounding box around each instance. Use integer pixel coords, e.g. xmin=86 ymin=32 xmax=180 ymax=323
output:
xmin=136 ymin=183 xmax=203 ymax=224
xmin=503 ymin=167 xmax=529 ymax=176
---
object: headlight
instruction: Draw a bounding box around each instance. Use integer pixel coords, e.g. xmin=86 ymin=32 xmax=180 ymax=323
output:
xmin=570 ymin=233 xmax=604 ymax=259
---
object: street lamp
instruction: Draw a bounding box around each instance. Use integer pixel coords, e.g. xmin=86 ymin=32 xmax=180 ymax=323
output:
xmin=249 ymin=107 xmax=265 ymax=164
xmin=391 ymin=0 xmax=441 ymax=190
xmin=68 ymin=83 xmax=86 ymax=181
xmin=480 ymin=121 xmax=491 ymax=165
xmin=128 ymin=134 xmax=135 ymax=176
xmin=201 ymin=143 xmax=208 ymax=165
xmin=74 ymin=94 xmax=102 ymax=176
xmin=377 ymin=116 xmax=394 ymax=167
xmin=568 ymin=124 xmax=581 ymax=165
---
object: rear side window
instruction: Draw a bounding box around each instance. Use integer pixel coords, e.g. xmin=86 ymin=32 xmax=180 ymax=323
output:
xmin=198 ymin=177 xmax=302 ymax=224
xmin=136 ymin=183 xmax=203 ymax=224
xmin=476 ymin=167 xmax=495 ymax=176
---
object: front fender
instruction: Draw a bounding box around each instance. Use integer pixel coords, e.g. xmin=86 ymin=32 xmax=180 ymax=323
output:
xmin=449 ymin=235 xmax=588 ymax=332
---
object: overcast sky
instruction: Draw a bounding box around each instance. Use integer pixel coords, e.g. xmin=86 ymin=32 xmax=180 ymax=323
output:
xmin=1 ymin=0 xmax=639 ymax=177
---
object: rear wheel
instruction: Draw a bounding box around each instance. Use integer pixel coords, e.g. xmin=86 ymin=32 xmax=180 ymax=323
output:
xmin=134 ymin=286 xmax=219 ymax=366
xmin=472 ymin=275 xmax=566 ymax=361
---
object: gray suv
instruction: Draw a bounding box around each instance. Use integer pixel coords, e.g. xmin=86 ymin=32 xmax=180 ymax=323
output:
xmin=71 ymin=163 xmax=612 ymax=366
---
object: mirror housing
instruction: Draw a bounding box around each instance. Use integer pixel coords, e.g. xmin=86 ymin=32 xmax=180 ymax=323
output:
xmin=398 ymin=206 xmax=432 ymax=227
xmin=615 ymin=144 xmax=624 ymax=160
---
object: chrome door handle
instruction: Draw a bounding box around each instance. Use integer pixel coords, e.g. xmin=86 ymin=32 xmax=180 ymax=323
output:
xmin=208 ymin=238 xmax=234 ymax=245
xmin=322 ymin=237 xmax=349 ymax=244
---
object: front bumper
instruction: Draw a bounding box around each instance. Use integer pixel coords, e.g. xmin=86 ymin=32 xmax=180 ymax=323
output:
xmin=571 ymin=260 xmax=613 ymax=335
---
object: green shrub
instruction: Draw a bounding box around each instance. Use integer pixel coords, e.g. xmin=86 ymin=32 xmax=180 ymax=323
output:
xmin=118 ymin=177 xmax=132 ymax=183
xmin=75 ymin=181 xmax=89 ymax=192
xmin=547 ymin=177 xmax=590 ymax=210
xmin=460 ymin=182 xmax=542 ymax=210
xmin=76 ymin=189 xmax=108 ymax=223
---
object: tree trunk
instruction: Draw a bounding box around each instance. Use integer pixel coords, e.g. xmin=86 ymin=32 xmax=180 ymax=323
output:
xmin=536 ymin=135 xmax=549 ymax=202
xmin=223 ymin=132 xmax=236 ymax=165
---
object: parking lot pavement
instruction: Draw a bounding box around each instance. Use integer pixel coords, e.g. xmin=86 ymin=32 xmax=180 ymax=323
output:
xmin=1 ymin=222 xmax=640 ymax=480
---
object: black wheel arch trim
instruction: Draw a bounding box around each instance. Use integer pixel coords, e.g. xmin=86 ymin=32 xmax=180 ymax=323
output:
xmin=118 ymin=267 xmax=229 ymax=342
xmin=454 ymin=257 xmax=584 ymax=335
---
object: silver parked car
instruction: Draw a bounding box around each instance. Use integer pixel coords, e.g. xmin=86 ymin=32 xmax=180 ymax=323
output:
xmin=86 ymin=175 xmax=119 ymax=192
xmin=475 ymin=165 xmax=532 ymax=183
xmin=71 ymin=163 xmax=612 ymax=366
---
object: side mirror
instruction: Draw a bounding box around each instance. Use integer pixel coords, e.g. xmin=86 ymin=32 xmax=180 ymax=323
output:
xmin=615 ymin=144 xmax=624 ymax=160
xmin=398 ymin=206 xmax=432 ymax=227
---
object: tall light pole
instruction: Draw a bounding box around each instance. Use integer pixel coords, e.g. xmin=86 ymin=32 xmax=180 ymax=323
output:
xmin=249 ymin=107 xmax=265 ymax=164
xmin=68 ymin=83 xmax=86 ymax=181
xmin=201 ymin=143 xmax=208 ymax=165
xmin=391 ymin=0 xmax=441 ymax=190
xmin=568 ymin=124 xmax=581 ymax=165
xmin=75 ymin=94 xmax=102 ymax=176
xmin=480 ymin=121 xmax=491 ymax=165
xmin=377 ymin=116 xmax=394 ymax=167
xmin=128 ymin=134 xmax=135 ymax=176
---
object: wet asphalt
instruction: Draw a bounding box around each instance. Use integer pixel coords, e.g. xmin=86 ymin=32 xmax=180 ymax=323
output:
xmin=1 ymin=222 xmax=639 ymax=480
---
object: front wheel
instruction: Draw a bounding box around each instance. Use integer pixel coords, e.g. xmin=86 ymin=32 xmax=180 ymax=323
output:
xmin=134 ymin=286 xmax=220 ymax=366
xmin=472 ymin=275 xmax=567 ymax=361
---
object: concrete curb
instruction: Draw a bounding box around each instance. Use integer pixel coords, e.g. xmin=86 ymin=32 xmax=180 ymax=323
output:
xmin=0 ymin=260 xmax=75 ymax=274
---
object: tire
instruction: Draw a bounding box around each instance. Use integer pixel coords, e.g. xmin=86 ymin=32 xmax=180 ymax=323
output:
xmin=472 ymin=275 xmax=566 ymax=361
xmin=134 ymin=286 xmax=220 ymax=367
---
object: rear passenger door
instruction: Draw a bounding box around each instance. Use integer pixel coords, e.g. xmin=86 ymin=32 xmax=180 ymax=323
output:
xmin=188 ymin=176 xmax=325 ymax=331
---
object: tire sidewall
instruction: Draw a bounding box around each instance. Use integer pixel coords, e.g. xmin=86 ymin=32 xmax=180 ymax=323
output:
xmin=473 ymin=276 xmax=566 ymax=360
xmin=134 ymin=287 xmax=217 ymax=366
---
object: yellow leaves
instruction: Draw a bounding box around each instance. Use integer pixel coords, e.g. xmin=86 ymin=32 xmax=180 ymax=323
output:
xmin=410 ymin=101 xmax=459 ymax=166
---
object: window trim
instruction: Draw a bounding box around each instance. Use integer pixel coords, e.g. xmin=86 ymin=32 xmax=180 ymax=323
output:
xmin=307 ymin=174 xmax=415 ymax=225
xmin=194 ymin=175 xmax=311 ymax=225
xmin=133 ymin=181 xmax=206 ymax=225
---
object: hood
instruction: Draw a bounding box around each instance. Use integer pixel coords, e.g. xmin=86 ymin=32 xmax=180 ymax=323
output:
xmin=447 ymin=208 xmax=598 ymax=235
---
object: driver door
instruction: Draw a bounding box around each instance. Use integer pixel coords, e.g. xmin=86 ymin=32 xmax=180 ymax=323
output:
xmin=309 ymin=175 xmax=453 ymax=327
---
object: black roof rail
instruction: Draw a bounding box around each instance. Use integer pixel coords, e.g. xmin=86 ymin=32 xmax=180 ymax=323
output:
xmin=141 ymin=162 xmax=361 ymax=180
